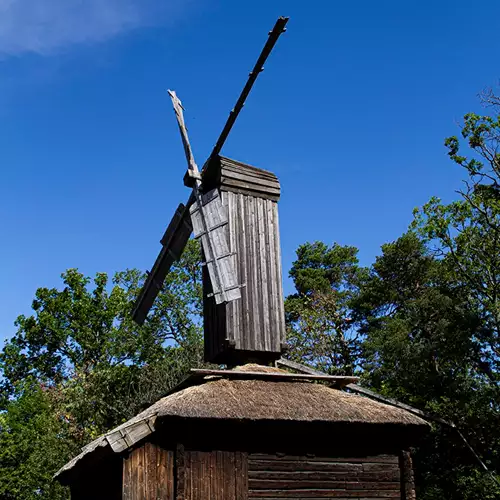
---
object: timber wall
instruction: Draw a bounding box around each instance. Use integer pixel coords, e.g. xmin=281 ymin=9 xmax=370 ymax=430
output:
xmin=120 ymin=443 xmax=416 ymax=500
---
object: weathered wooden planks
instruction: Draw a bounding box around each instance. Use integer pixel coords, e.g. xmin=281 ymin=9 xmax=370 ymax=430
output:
xmin=123 ymin=442 xmax=174 ymax=499
xmin=204 ymin=189 xmax=286 ymax=364
xmin=248 ymin=453 xmax=401 ymax=500
xmin=190 ymin=188 xmax=241 ymax=304
xmin=203 ymin=156 xmax=281 ymax=201
xmin=181 ymin=449 xmax=248 ymax=500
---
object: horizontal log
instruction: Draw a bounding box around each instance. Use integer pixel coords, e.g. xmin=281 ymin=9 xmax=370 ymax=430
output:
xmin=249 ymin=479 xmax=400 ymax=490
xmin=248 ymin=489 xmax=401 ymax=497
xmin=249 ymin=471 xmax=400 ymax=482
xmin=249 ymin=460 xmax=366 ymax=472
xmin=362 ymin=464 xmax=399 ymax=472
xmin=249 ymin=454 xmax=398 ymax=464
xmin=248 ymin=498 xmax=400 ymax=500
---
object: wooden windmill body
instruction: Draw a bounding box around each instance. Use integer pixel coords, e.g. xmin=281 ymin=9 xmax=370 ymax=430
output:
xmin=202 ymin=156 xmax=286 ymax=364
xmin=132 ymin=18 xmax=290 ymax=365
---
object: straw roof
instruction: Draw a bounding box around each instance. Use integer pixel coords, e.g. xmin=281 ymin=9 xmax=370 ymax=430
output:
xmin=55 ymin=364 xmax=429 ymax=480
xmin=150 ymin=378 xmax=426 ymax=425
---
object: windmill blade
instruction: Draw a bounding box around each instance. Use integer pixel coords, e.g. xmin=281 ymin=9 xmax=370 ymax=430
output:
xmin=208 ymin=16 xmax=289 ymax=162
xmin=132 ymin=202 xmax=193 ymax=325
xmin=168 ymin=90 xmax=242 ymax=305
xmin=189 ymin=188 xmax=241 ymax=303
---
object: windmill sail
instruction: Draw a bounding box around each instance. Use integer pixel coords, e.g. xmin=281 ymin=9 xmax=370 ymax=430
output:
xmin=169 ymin=91 xmax=242 ymax=305
xmin=189 ymin=188 xmax=241 ymax=303
xmin=132 ymin=202 xmax=192 ymax=324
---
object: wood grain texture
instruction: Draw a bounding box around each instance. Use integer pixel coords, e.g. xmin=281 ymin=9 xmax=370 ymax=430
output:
xmin=122 ymin=442 xmax=174 ymax=499
xmin=183 ymin=450 xmax=248 ymax=500
xmin=204 ymin=191 xmax=286 ymax=364
xmin=190 ymin=188 xmax=241 ymax=304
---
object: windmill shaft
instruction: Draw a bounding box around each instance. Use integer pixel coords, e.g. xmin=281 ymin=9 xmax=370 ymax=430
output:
xmin=209 ymin=16 xmax=289 ymax=160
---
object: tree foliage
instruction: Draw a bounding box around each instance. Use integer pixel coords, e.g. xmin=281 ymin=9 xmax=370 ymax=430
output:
xmin=285 ymin=242 xmax=367 ymax=375
xmin=0 ymin=240 xmax=204 ymax=497
xmin=354 ymin=233 xmax=500 ymax=498
xmin=0 ymin=382 xmax=76 ymax=500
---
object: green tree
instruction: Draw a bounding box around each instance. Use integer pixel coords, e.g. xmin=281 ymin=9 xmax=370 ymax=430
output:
xmin=285 ymin=241 xmax=367 ymax=375
xmin=0 ymin=239 xmax=204 ymax=493
xmin=0 ymin=382 xmax=76 ymax=500
xmin=355 ymin=232 xmax=500 ymax=499
xmin=413 ymin=89 xmax=500 ymax=391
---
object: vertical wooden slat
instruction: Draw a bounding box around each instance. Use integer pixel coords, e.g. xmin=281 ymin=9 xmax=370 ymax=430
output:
xmin=146 ymin=442 xmax=157 ymax=499
xmin=272 ymin=205 xmax=286 ymax=345
xmin=123 ymin=452 xmax=132 ymax=500
xmin=257 ymin=199 xmax=270 ymax=350
xmin=266 ymin=200 xmax=279 ymax=351
xmin=157 ymin=448 xmax=174 ymax=499
xmin=176 ymin=444 xmax=186 ymax=500
xmin=235 ymin=451 xmax=249 ymax=500
xmin=211 ymin=450 xmax=218 ymax=500
xmin=199 ymin=452 xmax=208 ymax=500
xmin=248 ymin=195 xmax=260 ymax=350
xmin=238 ymin=193 xmax=250 ymax=351
xmin=227 ymin=451 xmax=236 ymax=498
xmin=217 ymin=450 xmax=225 ymax=499
xmin=225 ymin=192 xmax=235 ymax=347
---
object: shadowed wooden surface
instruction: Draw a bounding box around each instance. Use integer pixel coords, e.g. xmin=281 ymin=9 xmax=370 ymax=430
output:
xmin=203 ymin=157 xmax=286 ymax=364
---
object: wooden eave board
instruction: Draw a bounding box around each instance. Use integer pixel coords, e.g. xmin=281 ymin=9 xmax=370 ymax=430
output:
xmin=189 ymin=368 xmax=359 ymax=388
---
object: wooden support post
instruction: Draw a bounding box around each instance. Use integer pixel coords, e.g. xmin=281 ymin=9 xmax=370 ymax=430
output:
xmin=400 ymin=449 xmax=416 ymax=500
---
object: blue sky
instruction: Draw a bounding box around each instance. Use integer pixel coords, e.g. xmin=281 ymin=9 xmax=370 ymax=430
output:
xmin=1 ymin=0 xmax=500 ymax=342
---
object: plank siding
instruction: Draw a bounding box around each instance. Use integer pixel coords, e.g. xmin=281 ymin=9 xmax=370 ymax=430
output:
xmin=204 ymin=192 xmax=286 ymax=364
xmin=248 ymin=453 xmax=402 ymax=499
xmin=183 ymin=450 xmax=248 ymax=500
xmin=123 ymin=442 xmax=174 ymax=500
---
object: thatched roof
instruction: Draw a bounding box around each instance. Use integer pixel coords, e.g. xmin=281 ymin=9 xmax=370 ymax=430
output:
xmin=146 ymin=378 xmax=425 ymax=424
xmin=55 ymin=364 xmax=429 ymax=481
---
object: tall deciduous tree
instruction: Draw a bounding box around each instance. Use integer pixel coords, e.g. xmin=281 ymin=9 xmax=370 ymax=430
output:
xmin=0 ymin=240 xmax=204 ymax=497
xmin=0 ymin=382 xmax=76 ymax=500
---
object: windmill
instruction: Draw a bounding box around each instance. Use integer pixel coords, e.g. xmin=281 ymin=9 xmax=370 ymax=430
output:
xmin=133 ymin=17 xmax=289 ymax=365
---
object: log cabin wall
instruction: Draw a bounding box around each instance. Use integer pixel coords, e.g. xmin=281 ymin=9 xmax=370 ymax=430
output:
xmin=203 ymin=157 xmax=286 ymax=364
xmin=247 ymin=453 xmax=402 ymax=499
xmin=119 ymin=440 xmax=417 ymax=499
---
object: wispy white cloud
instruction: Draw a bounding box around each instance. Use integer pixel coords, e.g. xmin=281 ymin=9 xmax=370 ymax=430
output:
xmin=0 ymin=0 xmax=184 ymax=56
